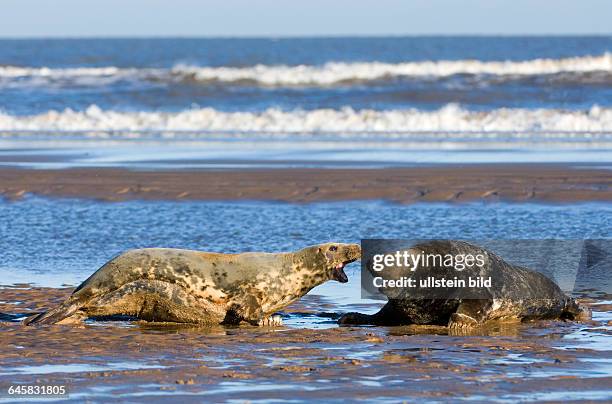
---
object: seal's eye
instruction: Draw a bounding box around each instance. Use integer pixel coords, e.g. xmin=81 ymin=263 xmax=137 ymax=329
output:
xmin=329 ymin=246 xmax=338 ymax=252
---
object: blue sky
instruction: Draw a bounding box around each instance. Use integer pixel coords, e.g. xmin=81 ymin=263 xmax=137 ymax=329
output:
xmin=2 ymin=0 xmax=611 ymax=37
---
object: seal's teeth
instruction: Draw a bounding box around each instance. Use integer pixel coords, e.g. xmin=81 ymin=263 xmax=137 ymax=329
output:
xmin=336 ymin=263 xmax=344 ymax=269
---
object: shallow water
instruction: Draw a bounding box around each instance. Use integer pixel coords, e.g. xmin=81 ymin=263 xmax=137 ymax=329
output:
xmin=1 ymin=197 xmax=610 ymax=288
xmin=0 ymin=362 xmax=165 ymax=376
xmin=0 ymin=198 xmax=611 ymax=402
xmin=0 ymin=198 xmax=610 ymax=328
xmin=3 ymin=145 xmax=612 ymax=169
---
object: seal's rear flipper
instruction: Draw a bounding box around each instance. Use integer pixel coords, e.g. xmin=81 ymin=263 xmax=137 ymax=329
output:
xmin=22 ymin=299 xmax=83 ymax=326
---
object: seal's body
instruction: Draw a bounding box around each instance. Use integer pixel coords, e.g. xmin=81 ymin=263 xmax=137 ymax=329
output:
xmin=25 ymin=243 xmax=360 ymax=326
xmin=339 ymin=240 xmax=590 ymax=330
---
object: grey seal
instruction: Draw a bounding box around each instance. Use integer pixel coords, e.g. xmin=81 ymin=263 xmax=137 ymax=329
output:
xmin=339 ymin=240 xmax=590 ymax=330
xmin=25 ymin=242 xmax=360 ymax=326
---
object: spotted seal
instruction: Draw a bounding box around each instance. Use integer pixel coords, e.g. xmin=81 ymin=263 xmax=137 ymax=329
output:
xmin=339 ymin=240 xmax=590 ymax=330
xmin=25 ymin=242 xmax=360 ymax=326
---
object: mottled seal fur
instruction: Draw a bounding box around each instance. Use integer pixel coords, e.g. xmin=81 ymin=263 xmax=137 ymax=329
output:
xmin=339 ymin=240 xmax=590 ymax=330
xmin=25 ymin=242 xmax=360 ymax=326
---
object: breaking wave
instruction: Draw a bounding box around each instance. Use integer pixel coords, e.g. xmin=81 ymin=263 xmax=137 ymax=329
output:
xmin=0 ymin=53 xmax=610 ymax=87
xmin=0 ymin=104 xmax=610 ymax=135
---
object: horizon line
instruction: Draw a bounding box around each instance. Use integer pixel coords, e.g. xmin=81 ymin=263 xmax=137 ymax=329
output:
xmin=0 ymin=33 xmax=611 ymax=40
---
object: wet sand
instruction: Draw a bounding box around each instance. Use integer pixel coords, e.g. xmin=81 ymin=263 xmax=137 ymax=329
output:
xmin=1 ymin=286 xmax=611 ymax=402
xmin=0 ymin=164 xmax=611 ymax=203
xmin=1 ymin=163 xmax=611 ymax=401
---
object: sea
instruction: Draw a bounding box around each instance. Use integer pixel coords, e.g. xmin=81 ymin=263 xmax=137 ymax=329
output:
xmin=0 ymin=36 xmax=610 ymax=167
xmin=1 ymin=39 xmax=611 ymax=392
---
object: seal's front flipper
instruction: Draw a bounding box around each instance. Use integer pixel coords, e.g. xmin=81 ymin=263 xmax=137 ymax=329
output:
xmin=56 ymin=311 xmax=88 ymax=325
xmin=257 ymin=315 xmax=283 ymax=327
xmin=448 ymin=312 xmax=479 ymax=330
xmin=222 ymin=302 xmax=268 ymax=326
xmin=448 ymin=300 xmax=490 ymax=331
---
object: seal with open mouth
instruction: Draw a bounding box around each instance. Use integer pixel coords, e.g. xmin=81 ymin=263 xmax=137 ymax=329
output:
xmin=24 ymin=242 xmax=360 ymax=326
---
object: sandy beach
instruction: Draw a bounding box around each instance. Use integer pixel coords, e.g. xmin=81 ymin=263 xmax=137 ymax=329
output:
xmin=1 ymin=164 xmax=610 ymax=203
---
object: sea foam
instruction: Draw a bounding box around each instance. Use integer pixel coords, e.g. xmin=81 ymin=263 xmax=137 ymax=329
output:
xmin=0 ymin=104 xmax=610 ymax=135
xmin=0 ymin=53 xmax=610 ymax=87
xmin=174 ymin=53 xmax=612 ymax=85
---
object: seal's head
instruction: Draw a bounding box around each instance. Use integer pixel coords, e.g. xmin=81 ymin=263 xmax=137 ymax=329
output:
xmin=299 ymin=242 xmax=361 ymax=283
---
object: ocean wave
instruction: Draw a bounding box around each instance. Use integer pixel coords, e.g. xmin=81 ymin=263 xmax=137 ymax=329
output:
xmin=0 ymin=105 xmax=610 ymax=135
xmin=0 ymin=66 xmax=129 ymax=78
xmin=0 ymin=53 xmax=610 ymax=86
xmin=173 ymin=53 xmax=612 ymax=85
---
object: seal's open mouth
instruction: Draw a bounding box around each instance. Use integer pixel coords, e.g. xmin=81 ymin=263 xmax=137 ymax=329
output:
xmin=332 ymin=261 xmax=352 ymax=283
